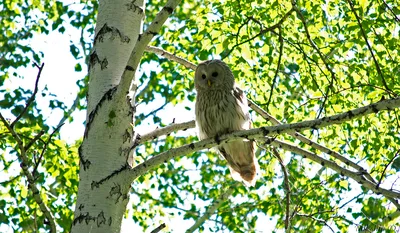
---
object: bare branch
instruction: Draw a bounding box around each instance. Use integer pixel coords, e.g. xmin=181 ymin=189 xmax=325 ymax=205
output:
xmin=11 ymin=63 xmax=44 ymax=128
xmin=376 ymin=149 xmax=400 ymax=189
xmin=248 ymin=99 xmax=376 ymax=184
xmin=55 ymin=93 xmax=80 ymax=129
xmin=185 ymin=183 xmax=238 ymax=233
xmin=129 ymin=96 xmax=400 ymax=182
xmin=266 ymin=26 xmax=284 ymax=110
xmin=32 ymin=123 xmax=64 ymax=176
xmin=140 ymin=120 xmax=195 ymax=143
xmin=118 ymin=0 xmax=182 ymax=96
xmin=150 ymin=223 xmax=166 ymax=233
xmin=145 ymin=45 xmax=196 ymax=70
xmin=24 ymin=130 xmax=45 ymax=151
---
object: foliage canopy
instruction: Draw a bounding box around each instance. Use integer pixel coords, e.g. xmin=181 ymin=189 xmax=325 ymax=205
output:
xmin=1 ymin=0 xmax=400 ymax=232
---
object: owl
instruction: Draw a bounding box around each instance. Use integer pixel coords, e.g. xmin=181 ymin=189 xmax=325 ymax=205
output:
xmin=194 ymin=59 xmax=259 ymax=186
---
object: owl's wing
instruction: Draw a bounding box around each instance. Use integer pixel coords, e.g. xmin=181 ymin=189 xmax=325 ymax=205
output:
xmin=233 ymin=86 xmax=246 ymax=105
xmin=233 ymin=86 xmax=251 ymax=126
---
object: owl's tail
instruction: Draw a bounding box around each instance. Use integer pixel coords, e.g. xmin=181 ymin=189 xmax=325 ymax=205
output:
xmin=219 ymin=141 xmax=259 ymax=187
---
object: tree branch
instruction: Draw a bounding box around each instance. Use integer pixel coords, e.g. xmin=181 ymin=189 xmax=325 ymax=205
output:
xmin=150 ymin=223 xmax=166 ymax=233
xmin=346 ymin=0 xmax=391 ymax=94
xmin=139 ymin=120 xmax=195 ymax=143
xmin=11 ymin=63 xmax=44 ymax=128
xmin=248 ymin=99 xmax=376 ymax=184
xmin=118 ymin=0 xmax=182 ymax=97
xmin=267 ymin=137 xmax=400 ymax=201
xmin=142 ymin=46 xmax=391 ymax=185
xmin=272 ymin=148 xmax=291 ymax=232
xmin=376 ymin=149 xmax=400 ymax=189
xmin=221 ymin=8 xmax=294 ymax=59
xmin=185 ymin=183 xmax=238 ymax=233
xmin=266 ymin=26 xmax=284 ymax=111
xmin=129 ymin=96 xmax=400 ymax=182
xmin=0 ymin=113 xmax=57 ymax=232
xmin=145 ymin=45 xmax=196 ymax=70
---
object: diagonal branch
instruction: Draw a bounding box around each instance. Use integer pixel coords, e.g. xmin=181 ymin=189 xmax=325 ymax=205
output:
xmin=142 ymin=46 xmax=390 ymax=185
xmin=11 ymin=63 xmax=44 ymax=128
xmin=185 ymin=183 xmax=238 ymax=233
xmin=267 ymin=137 xmax=400 ymax=205
xmin=128 ymin=96 xmax=400 ymax=182
xmin=346 ymin=0 xmax=391 ymax=93
xmin=118 ymin=0 xmax=182 ymax=97
xmin=0 ymin=113 xmax=57 ymax=232
xmin=272 ymin=148 xmax=291 ymax=231
xmin=145 ymin=45 xmax=196 ymax=70
xmin=140 ymin=120 xmax=195 ymax=143
xmin=266 ymin=26 xmax=284 ymax=110
xmin=248 ymin=99 xmax=376 ymax=184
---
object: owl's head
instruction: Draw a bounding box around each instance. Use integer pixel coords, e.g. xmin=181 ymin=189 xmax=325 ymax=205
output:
xmin=194 ymin=60 xmax=235 ymax=91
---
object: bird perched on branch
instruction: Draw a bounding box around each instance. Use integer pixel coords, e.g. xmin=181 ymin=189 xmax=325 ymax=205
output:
xmin=194 ymin=59 xmax=259 ymax=186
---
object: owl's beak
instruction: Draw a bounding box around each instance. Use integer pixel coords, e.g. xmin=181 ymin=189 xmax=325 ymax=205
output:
xmin=207 ymin=79 xmax=212 ymax=87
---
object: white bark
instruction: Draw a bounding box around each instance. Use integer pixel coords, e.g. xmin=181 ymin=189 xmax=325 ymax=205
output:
xmin=71 ymin=0 xmax=144 ymax=232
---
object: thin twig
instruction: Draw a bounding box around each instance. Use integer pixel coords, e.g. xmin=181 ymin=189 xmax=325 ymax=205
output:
xmin=32 ymin=123 xmax=64 ymax=176
xmin=272 ymin=148 xmax=291 ymax=232
xmin=150 ymin=223 xmax=166 ymax=233
xmin=266 ymin=26 xmax=284 ymax=111
xmin=346 ymin=0 xmax=392 ymax=94
xmin=381 ymin=0 xmax=400 ymax=22
xmin=24 ymin=130 xmax=45 ymax=151
xmin=221 ymin=8 xmax=294 ymax=59
xmin=185 ymin=183 xmax=238 ymax=233
xmin=11 ymin=63 xmax=44 ymax=128
xmin=267 ymin=137 xmax=400 ymax=201
xmin=376 ymin=149 xmax=400 ymax=189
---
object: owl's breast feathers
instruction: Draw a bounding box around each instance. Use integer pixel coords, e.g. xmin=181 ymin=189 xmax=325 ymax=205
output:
xmin=195 ymin=87 xmax=249 ymax=138
xmin=195 ymin=87 xmax=259 ymax=186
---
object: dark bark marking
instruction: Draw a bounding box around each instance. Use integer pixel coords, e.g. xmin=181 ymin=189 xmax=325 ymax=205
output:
xmin=164 ymin=6 xmax=174 ymax=14
xmin=126 ymin=65 xmax=134 ymax=71
xmin=123 ymin=129 xmax=132 ymax=144
xmin=126 ymin=0 xmax=144 ymax=15
xmin=94 ymin=23 xmax=130 ymax=46
xmin=371 ymin=104 xmax=379 ymax=113
xmin=78 ymin=145 xmax=91 ymax=170
xmin=84 ymin=86 xmax=118 ymax=138
xmin=347 ymin=110 xmax=354 ymax=118
xmin=89 ymin=51 xmax=108 ymax=71
xmin=97 ymin=211 xmax=106 ymax=227
xmin=189 ymin=143 xmax=195 ymax=149
xmin=148 ymin=31 xmax=158 ymax=36
xmin=92 ymin=164 xmax=129 ymax=189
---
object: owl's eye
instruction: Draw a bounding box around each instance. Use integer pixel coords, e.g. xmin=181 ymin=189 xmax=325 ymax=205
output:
xmin=202 ymin=74 xmax=206 ymax=79
xmin=212 ymin=72 xmax=218 ymax=77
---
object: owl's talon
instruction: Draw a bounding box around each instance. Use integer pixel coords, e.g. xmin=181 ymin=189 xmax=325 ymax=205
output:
xmin=214 ymin=135 xmax=221 ymax=144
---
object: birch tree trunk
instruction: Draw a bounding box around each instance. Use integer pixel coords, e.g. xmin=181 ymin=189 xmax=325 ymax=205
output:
xmin=71 ymin=0 xmax=144 ymax=232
